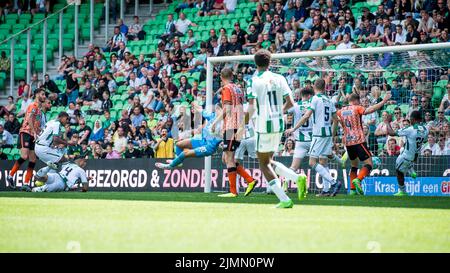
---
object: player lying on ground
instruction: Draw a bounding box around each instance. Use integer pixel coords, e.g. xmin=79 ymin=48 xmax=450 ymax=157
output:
xmin=210 ymin=67 xmax=257 ymax=198
xmin=155 ymin=103 xmax=223 ymax=170
xmin=32 ymin=157 xmax=89 ymax=192
xmin=336 ymin=92 xmax=391 ymax=195
xmin=7 ymin=88 xmax=46 ymax=190
xmin=385 ymin=110 xmax=428 ymax=196
xmin=246 ymin=49 xmax=307 ymax=208
xmin=30 ymin=112 xmax=76 ymax=192
xmin=289 ymin=78 xmax=342 ymax=197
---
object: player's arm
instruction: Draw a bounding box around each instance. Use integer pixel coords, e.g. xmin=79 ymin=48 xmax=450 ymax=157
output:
xmin=285 ymin=108 xmax=313 ymax=135
xmin=245 ymin=98 xmax=255 ymax=125
xmin=27 ymin=110 xmax=39 ymax=138
xmin=283 ymin=93 xmax=295 ymax=113
xmin=385 ymin=120 xmax=397 ymax=136
xmin=332 ymin=113 xmax=339 ymax=138
xmin=363 ymin=91 xmax=391 ymax=115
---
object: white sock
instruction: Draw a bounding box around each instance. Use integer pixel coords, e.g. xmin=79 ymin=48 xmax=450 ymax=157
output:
xmin=314 ymin=163 xmax=336 ymax=184
xmin=325 ymin=167 xmax=336 ymax=185
xmin=268 ymin=179 xmax=290 ymax=202
xmin=272 ymin=160 xmax=299 ymax=183
xmin=36 ymin=166 xmax=51 ymax=178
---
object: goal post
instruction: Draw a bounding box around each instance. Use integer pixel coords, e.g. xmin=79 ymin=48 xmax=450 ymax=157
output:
xmin=204 ymin=42 xmax=450 ymax=193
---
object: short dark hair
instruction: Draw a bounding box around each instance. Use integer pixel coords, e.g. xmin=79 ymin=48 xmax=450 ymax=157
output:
xmin=349 ymin=93 xmax=360 ymax=102
xmin=410 ymin=110 xmax=422 ymax=122
xmin=301 ymin=88 xmax=314 ymax=97
xmin=58 ymin=111 xmax=69 ymax=119
xmin=254 ymin=49 xmax=271 ymax=69
xmin=314 ymin=78 xmax=325 ymax=91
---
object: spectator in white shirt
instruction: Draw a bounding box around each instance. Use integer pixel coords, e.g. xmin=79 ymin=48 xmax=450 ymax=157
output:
xmin=127 ymin=16 xmax=146 ymax=41
xmin=334 ymin=34 xmax=353 ymax=61
xmin=393 ymin=25 xmax=407 ymax=45
xmin=417 ymin=10 xmax=434 ymax=34
xmin=421 ymin=134 xmax=439 ymax=155
xmin=175 ymin=12 xmax=197 ymax=36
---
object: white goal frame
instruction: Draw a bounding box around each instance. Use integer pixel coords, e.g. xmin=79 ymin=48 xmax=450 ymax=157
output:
xmin=204 ymin=42 xmax=450 ymax=193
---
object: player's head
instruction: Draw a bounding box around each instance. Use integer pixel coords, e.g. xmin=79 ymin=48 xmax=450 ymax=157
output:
xmin=58 ymin=111 xmax=70 ymax=125
xmin=220 ymin=67 xmax=233 ymax=82
xmin=74 ymin=157 xmax=87 ymax=168
xmin=254 ymin=49 xmax=271 ymax=71
xmin=313 ymin=78 xmax=325 ymax=94
xmin=409 ymin=110 xmax=422 ymax=125
xmin=34 ymin=88 xmax=46 ymax=103
xmin=301 ymin=88 xmax=314 ymax=100
xmin=348 ymin=93 xmax=361 ymax=105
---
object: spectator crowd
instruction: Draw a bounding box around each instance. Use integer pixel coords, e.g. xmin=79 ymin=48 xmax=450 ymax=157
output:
xmin=0 ymin=0 xmax=449 ymax=161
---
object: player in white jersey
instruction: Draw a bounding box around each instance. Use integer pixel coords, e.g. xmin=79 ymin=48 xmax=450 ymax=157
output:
xmin=290 ymin=78 xmax=342 ymax=197
xmin=246 ymin=49 xmax=307 ymax=208
xmin=386 ymin=110 xmax=428 ymax=196
xmin=32 ymin=157 xmax=89 ymax=192
xmin=235 ymin=103 xmax=257 ymax=161
xmin=284 ymin=89 xmax=314 ymax=177
xmin=34 ymin=112 xmax=74 ymax=181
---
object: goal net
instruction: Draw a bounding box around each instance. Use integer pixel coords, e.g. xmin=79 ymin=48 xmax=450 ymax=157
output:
xmin=204 ymin=42 xmax=450 ymax=195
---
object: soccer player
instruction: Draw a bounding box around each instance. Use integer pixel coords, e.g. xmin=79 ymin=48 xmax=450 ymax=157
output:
xmin=33 ymin=112 xmax=74 ymax=185
xmin=336 ymin=92 xmax=391 ymax=195
xmin=290 ymin=78 xmax=342 ymax=197
xmin=246 ymin=49 xmax=307 ymax=208
xmin=155 ymin=103 xmax=223 ymax=170
xmin=6 ymin=88 xmax=46 ymax=190
xmin=213 ymin=67 xmax=256 ymax=198
xmin=385 ymin=110 xmax=428 ymax=196
xmin=32 ymin=157 xmax=89 ymax=192
xmin=283 ymin=88 xmax=314 ymax=192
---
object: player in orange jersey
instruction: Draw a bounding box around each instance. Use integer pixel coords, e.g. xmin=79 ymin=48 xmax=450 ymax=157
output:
xmin=212 ymin=67 xmax=256 ymax=198
xmin=6 ymin=89 xmax=46 ymax=191
xmin=336 ymin=92 xmax=391 ymax=195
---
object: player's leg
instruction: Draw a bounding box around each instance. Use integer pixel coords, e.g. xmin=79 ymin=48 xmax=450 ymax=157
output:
xmin=218 ymin=150 xmax=238 ymax=197
xmin=258 ymin=151 xmax=293 ymax=208
xmin=155 ymin=149 xmax=197 ymax=169
xmin=21 ymin=149 xmax=37 ymax=192
xmin=351 ymin=143 xmax=372 ymax=195
xmin=394 ymin=155 xmax=410 ymax=196
xmin=7 ymin=133 xmax=30 ymax=189
xmin=234 ymin=139 xmax=257 ymax=196
xmin=35 ymin=145 xmax=64 ymax=179
xmin=309 ymin=137 xmax=339 ymax=196
xmin=349 ymin=158 xmax=359 ymax=195
xmin=176 ymin=138 xmax=195 ymax=156
xmin=32 ymin=173 xmax=65 ymax=192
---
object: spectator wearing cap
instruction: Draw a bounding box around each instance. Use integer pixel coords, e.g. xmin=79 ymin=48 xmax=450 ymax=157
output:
xmin=124 ymin=141 xmax=142 ymax=158
xmin=332 ymin=16 xmax=353 ymax=42
xmin=232 ymin=22 xmax=247 ymax=46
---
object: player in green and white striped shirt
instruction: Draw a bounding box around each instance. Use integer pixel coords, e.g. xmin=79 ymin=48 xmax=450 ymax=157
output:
xmin=246 ymin=49 xmax=307 ymax=208
xmin=290 ymin=79 xmax=342 ymax=197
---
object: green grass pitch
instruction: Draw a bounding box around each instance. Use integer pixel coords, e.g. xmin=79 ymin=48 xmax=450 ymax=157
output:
xmin=0 ymin=192 xmax=449 ymax=252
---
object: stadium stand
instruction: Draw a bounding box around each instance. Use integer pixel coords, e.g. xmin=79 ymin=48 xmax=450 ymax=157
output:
xmin=0 ymin=0 xmax=449 ymax=161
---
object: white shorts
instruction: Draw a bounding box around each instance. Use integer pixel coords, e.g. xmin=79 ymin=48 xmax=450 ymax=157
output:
xmin=45 ymin=173 xmax=66 ymax=192
xmin=395 ymin=153 xmax=415 ymax=174
xmin=235 ymin=137 xmax=256 ymax=160
xmin=294 ymin=141 xmax=311 ymax=159
xmin=309 ymin=137 xmax=333 ymax=158
xmin=256 ymin=132 xmax=282 ymax=153
xmin=35 ymin=144 xmax=65 ymax=164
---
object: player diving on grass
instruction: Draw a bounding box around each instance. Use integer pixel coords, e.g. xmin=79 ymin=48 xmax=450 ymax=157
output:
xmin=32 ymin=157 xmax=89 ymax=192
xmin=385 ymin=110 xmax=428 ymax=196
xmin=336 ymin=92 xmax=391 ymax=195
xmin=289 ymin=78 xmax=342 ymax=197
xmin=32 ymin=112 xmax=76 ymax=189
xmin=155 ymin=102 xmax=222 ymax=170
xmin=246 ymin=49 xmax=307 ymax=208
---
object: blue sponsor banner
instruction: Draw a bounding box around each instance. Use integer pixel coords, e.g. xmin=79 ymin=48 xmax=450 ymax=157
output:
xmin=361 ymin=177 xmax=450 ymax=196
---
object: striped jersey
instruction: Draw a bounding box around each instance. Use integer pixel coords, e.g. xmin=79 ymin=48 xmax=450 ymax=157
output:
xmin=36 ymin=119 xmax=62 ymax=146
xmin=398 ymin=124 xmax=428 ymax=160
xmin=337 ymin=105 xmax=366 ymax=146
xmin=288 ymin=99 xmax=313 ymax=142
xmin=308 ymin=93 xmax=336 ymax=137
xmin=247 ymin=70 xmax=292 ymax=134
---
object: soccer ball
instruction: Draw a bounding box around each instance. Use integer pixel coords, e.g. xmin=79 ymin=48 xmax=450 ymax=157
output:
xmin=372 ymin=156 xmax=382 ymax=169
xmin=35 ymin=181 xmax=45 ymax=187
